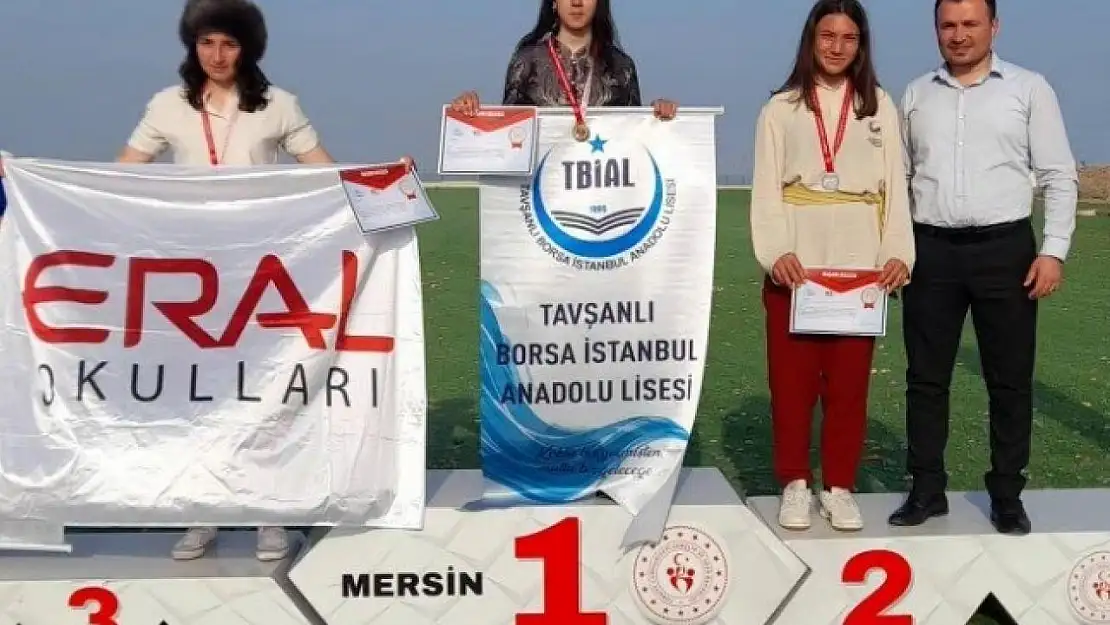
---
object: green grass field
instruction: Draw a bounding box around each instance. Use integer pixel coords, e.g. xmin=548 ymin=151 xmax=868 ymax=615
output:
xmin=420 ymin=187 xmax=1110 ymax=625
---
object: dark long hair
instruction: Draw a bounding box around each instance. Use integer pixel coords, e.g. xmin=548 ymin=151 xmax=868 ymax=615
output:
xmin=515 ymin=0 xmax=623 ymax=70
xmin=776 ymin=0 xmax=879 ymax=118
xmin=177 ymin=0 xmax=271 ymax=113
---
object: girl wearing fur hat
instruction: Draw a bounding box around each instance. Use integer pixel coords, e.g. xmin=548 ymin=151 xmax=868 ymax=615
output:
xmin=120 ymin=0 xmax=409 ymax=563
xmin=120 ymin=0 xmax=334 ymax=167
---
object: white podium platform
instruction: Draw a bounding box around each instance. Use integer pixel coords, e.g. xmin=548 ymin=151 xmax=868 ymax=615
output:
xmin=748 ymin=489 xmax=1110 ymax=625
xmin=288 ymin=468 xmax=806 ymax=625
xmin=5 ymin=473 xmax=1110 ymax=625
xmin=0 ymin=531 xmax=314 ymax=625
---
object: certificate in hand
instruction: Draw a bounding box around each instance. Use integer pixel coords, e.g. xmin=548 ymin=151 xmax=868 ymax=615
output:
xmin=339 ymin=162 xmax=440 ymax=235
xmin=790 ymin=268 xmax=888 ymax=336
xmin=437 ymin=105 xmax=538 ymax=176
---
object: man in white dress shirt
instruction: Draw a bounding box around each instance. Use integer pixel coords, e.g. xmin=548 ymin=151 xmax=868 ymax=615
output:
xmin=888 ymin=0 xmax=1078 ymax=535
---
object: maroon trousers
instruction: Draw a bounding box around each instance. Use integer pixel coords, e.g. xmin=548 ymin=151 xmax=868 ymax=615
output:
xmin=762 ymin=278 xmax=876 ymax=489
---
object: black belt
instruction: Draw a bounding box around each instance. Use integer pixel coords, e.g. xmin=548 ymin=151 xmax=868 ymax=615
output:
xmin=913 ymin=218 xmax=1029 ymax=243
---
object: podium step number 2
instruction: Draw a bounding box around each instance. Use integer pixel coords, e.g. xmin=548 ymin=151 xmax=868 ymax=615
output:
xmin=842 ymin=549 xmax=913 ymax=625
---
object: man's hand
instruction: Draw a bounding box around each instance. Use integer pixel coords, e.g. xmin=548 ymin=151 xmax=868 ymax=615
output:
xmin=1024 ymin=255 xmax=1063 ymax=299
xmin=878 ymin=258 xmax=910 ymax=292
xmin=771 ymin=253 xmax=806 ymax=288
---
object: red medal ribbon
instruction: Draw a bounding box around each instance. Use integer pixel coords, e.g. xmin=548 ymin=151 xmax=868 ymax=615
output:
xmin=201 ymin=109 xmax=220 ymax=166
xmin=546 ymin=38 xmax=587 ymax=128
xmin=810 ymin=83 xmax=854 ymax=174
xmin=200 ymin=96 xmax=238 ymax=166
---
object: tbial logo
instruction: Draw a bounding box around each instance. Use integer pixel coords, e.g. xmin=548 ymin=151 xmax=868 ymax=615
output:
xmin=521 ymin=132 xmax=677 ymax=271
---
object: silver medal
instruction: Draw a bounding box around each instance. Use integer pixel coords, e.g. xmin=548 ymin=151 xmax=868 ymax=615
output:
xmin=821 ymin=173 xmax=840 ymax=191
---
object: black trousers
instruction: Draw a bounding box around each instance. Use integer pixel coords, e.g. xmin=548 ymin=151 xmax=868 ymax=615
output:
xmin=902 ymin=218 xmax=1038 ymax=502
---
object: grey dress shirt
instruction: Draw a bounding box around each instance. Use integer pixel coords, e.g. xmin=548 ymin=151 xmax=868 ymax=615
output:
xmin=900 ymin=55 xmax=1078 ymax=260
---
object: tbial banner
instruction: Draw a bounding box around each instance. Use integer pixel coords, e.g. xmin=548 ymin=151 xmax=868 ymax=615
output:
xmin=0 ymin=157 xmax=427 ymax=548
xmin=477 ymin=109 xmax=720 ymax=529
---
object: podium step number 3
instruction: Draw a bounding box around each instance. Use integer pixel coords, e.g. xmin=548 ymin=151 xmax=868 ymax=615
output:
xmin=67 ymin=586 xmax=166 ymax=625
xmin=69 ymin=586 xmax=122 ymax=625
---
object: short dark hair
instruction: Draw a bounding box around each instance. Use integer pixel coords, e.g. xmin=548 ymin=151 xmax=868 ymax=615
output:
xmin=934 ymin=0 xmax=997 ymax=20
xmin=775 ymin=0 xmax=880 ymax=119
xmin=177 ymin=0 xmax=271 ymax=113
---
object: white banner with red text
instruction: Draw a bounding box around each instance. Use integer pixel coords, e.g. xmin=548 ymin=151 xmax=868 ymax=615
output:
xmin=0 ymin=157 xmax=427 ymax=549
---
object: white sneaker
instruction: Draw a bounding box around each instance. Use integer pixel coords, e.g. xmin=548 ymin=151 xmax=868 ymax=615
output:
xmin=256 ymin=526 xmax=290 ymax=561
xmin=819 ymin=487 xmax=864 ymax=531
xmin=778 ymin=479 xmax=813 ymax=530
xmin=172 ymin=527 xmax=217 ymax=560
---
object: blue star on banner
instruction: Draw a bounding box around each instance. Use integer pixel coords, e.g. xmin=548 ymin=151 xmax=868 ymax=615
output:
xmin=589 ymin=134 xmax=608 ymax=154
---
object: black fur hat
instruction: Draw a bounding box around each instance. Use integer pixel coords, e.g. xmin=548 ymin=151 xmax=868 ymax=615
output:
xmin=178 ymin=0 xmax=268 ymax=63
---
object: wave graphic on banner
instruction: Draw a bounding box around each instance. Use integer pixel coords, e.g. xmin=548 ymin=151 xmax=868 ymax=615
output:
xmin=479 ymin=281 xmax=689 ymax=504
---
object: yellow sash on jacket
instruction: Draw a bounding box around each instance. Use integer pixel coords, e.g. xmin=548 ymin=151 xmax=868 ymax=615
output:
xmin=781 ymin=182 xmax=887 ymax=237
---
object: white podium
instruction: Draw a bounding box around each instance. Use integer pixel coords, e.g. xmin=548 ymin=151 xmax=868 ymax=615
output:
xmin=5 ymin=475 xmax=1110 ymax=624
xmin=288 ymin=468 xmax=805 ymax=625
xmin=748 ymin=488 xmax=1110 ymax=625
xmin=0 ymin=531 xmax=313 ymax=625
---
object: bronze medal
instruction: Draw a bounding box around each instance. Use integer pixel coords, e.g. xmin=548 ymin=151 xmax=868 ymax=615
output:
xmin=573 ymin=122 xmax=590 ymax=142
xmin=547 ymin=38 xmax=594 ymax=145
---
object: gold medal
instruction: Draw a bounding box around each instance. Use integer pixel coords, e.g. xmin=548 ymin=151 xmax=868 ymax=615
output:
xmin=573 ymin=122 xmax=590 ymax=142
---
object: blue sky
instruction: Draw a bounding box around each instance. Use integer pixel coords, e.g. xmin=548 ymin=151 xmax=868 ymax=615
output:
xmin=0 ymin=0 xmax=1107 ymax=181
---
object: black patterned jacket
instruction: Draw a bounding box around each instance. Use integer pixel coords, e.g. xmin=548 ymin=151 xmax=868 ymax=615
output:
xmin=501 ymin=36 xmax=642 ymax=107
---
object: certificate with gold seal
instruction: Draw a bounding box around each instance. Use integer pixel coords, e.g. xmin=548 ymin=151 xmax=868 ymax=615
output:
xmin=790 ymin=268 xmax=888 ymax=336
xmin=339 ymin=162 xmax=439 ymax=234
xmin=437 ymin=105 xmax=538 ymax=176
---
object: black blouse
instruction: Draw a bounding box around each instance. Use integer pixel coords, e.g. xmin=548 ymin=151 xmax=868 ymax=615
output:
xmin=501 ymin=36 xmax=642 ymax=108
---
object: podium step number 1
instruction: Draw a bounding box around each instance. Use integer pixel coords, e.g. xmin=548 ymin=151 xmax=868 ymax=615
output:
xmin=515 ymin=517 xmax=607 ymax=625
